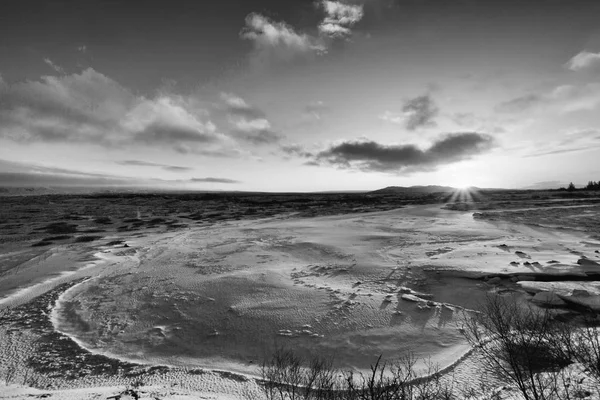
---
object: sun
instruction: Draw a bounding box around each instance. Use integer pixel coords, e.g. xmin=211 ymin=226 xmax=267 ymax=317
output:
xmin=452 ymin=180 xmax=473 ymax=190
xmin=446 ymin=183 xmax=481 ymax=204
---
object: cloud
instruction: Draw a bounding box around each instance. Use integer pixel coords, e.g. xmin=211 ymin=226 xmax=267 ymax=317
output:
xmin=380 ymin=94 xmax=439 ymax=130
xmin=524 ymin=128 xmax=600 ymax=157
xmin=495 ymin=94 xmax=542 ymax=114
xmin=0 ymin=159 xmax=239 ymax=187
xmin=190 ymin=177 xmax=241 ymax=184
xmin=229 ymin=118 xmax=282 ymax=145
xmin=220 ymin=92 xmax=282 ymax=145
xmin=240 ymin=13 xmax=326 ymax=65
xmin=116 ymin=160 xmax=193 ymax=172
xmin=318 ymin=1 xmax=364 ymax=39
xmin=402 ymin=94 xmax=439 ymax=130
xmin=566 ymin=51 xmax=600 ymax=72
xmin=0 ymin=68 xmax=237 ymax=155
xmin=0 ymin=159 xmax=145 ymax=187
xmin=239 ymin=2 xmax=365 ymax=66
xmin=43 ymin=58 xmax=65 ymax=74
xmin=379 ymin=111 xmax=404 ymax=125
xmin=220 ymin=92 xmax=265 ymax=120
xmin=308 ymin=132 xmax=495 ymax=172
xmin=280 ymin=144 xmax=315 ymax=159
xmin=303 ymin=101 xmax=330 ymax=120
xmin=496 ymin=83 xmax=600 ymax=114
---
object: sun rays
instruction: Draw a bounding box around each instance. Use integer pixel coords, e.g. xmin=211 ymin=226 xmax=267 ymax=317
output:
xmin=445 ymin=186 xmax=483 ymax=204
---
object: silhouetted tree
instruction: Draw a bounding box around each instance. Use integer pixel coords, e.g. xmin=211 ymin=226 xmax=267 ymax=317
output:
xmin=585 ymin=181 xmax=600 ymax=190
xmin=567 ymin=182 xmax=576 ymax=192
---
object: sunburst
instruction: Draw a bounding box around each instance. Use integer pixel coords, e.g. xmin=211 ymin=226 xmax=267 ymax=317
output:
xmin=445 ymin=186 xmax=483 ymax=204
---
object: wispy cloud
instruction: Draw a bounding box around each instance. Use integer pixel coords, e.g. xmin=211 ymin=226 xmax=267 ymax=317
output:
xmin=287 ymin=133 xmax=495 ymax=173
xmin=43 ymin=58 xmax=65 ymax=74
xmin=318 ymin=1 xmax=364 ymax=39
xmin=303 ymin=101 xmax=329 ymax=120
xmin=524 ymin=128 xmax=600 ymax=157
xmin=190 ymin=177 xmax=241 ymax=184
xmin=0 ymin=159 xmax=239 ymax=187
xmin=495 ymin=83 xmax=600 ymax=114
xmin=566 ymin=51 xmax=600 ymax=72
xmin=0 ymin=159 xmax=144 ymax=187
xmin=0 ymin=68 xmax=239 ymax=156
xmin=116 ymin=160 xmax=193 ymax=172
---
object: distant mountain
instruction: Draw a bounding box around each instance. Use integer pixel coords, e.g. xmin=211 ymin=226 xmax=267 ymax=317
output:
xmin=369 ymin=185 xmax=459 ymax=194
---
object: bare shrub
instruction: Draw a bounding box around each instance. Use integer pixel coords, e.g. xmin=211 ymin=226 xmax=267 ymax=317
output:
xmin=260 ymin=348 xmax=456 ymax=400
xmin=462 ymin=294 xmax=576 ymax=400
xmin=560 ymin=315 xmax=600 ymax=389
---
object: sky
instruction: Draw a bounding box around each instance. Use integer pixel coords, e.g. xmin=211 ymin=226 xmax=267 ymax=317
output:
xmin=1 ymin=0 xmax=600 ymax=192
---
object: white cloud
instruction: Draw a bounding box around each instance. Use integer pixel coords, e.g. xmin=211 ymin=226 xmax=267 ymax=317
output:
xmin=379 ymin=111 xmax=404 ymax=124
xmin=319 ymin=1 xmax=364 ymax=38
xmin=219 ymin=92 xmax=281 ymax=145
xmin=566 ymin=51 xmax=600 ymax=72
xmin=240 ymin=13 xmax=326 ymax=65
xmin=0 ymin=68 xmax=238 ymax=155
xmin=43 ymin=58 xmax=65 ymax=74
xmin=231 ymin=117 xmax=272 ymax=133
xmin=239 ymin=1 xmax=365 ymax=66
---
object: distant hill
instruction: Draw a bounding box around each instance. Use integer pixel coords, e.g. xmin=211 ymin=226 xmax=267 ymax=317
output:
xmin=369 ymin=185 xmax=460 ymax=194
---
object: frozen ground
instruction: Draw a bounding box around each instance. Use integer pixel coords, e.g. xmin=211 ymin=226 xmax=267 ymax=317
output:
xmin=1 ymin=202 xmax=600 ymax=399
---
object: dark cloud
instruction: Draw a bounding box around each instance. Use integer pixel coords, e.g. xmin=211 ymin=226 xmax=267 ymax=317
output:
xmin=116 ymin=160 xmax=193 ymax=172
xmin=402 ymin=94 xmax=439 ymax=130
xmin=190 ymin=177 xmax=241 ymax=184
xmin=312 ymin=132 xmax=495 ymax=172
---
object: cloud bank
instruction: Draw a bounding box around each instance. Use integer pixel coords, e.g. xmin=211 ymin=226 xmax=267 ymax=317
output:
xmin=0 ymin=68 xmax=238 ymax=156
